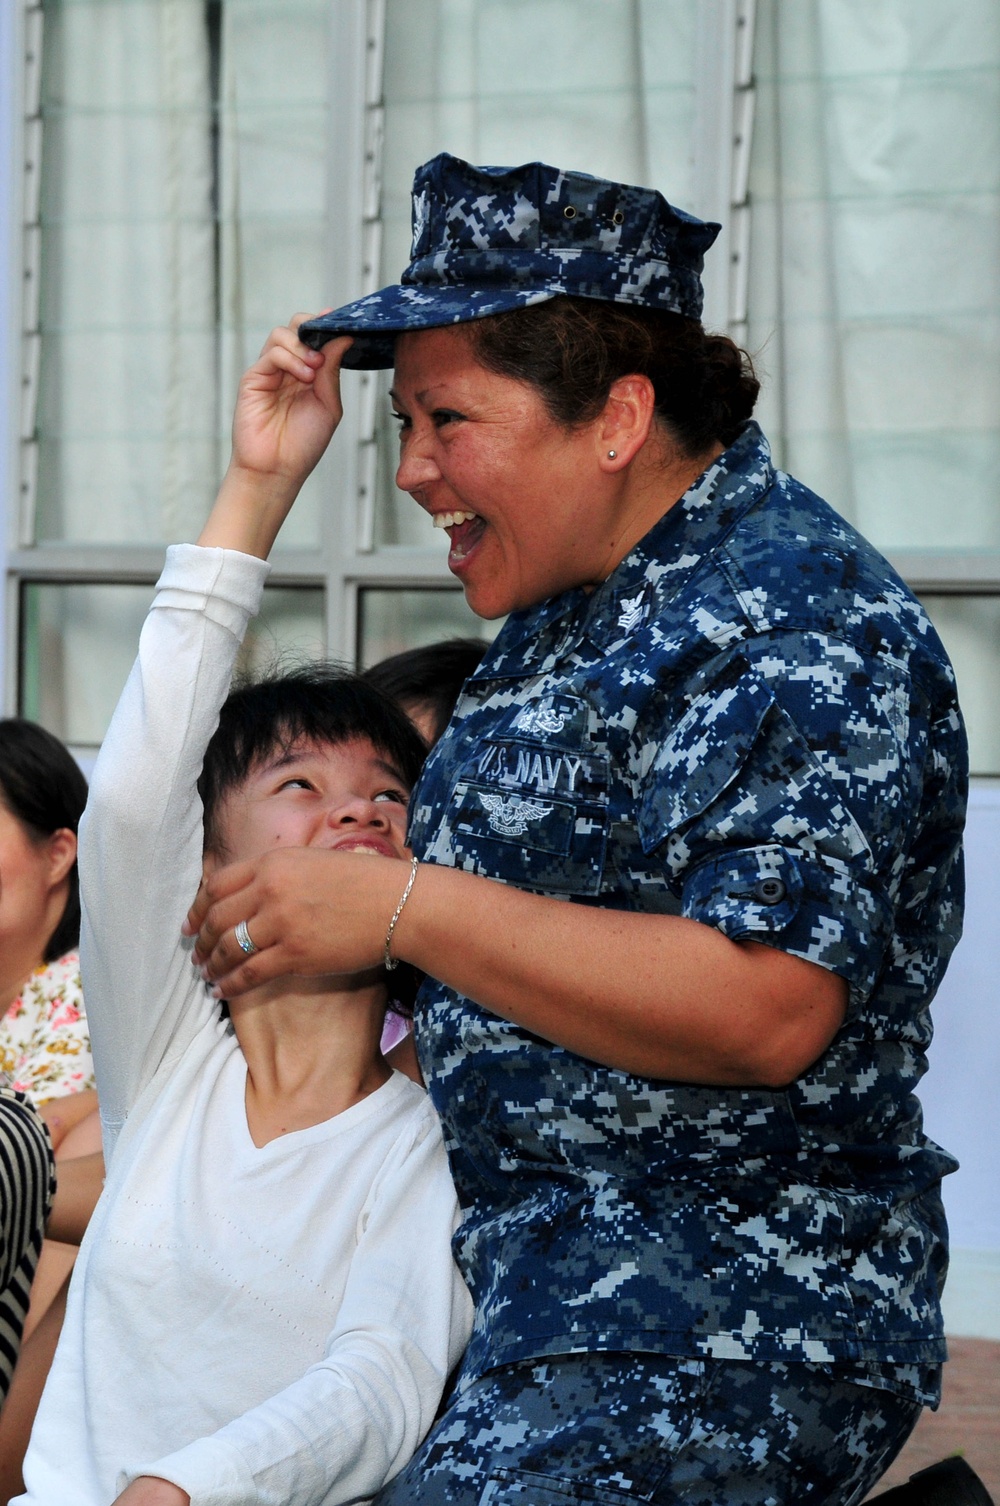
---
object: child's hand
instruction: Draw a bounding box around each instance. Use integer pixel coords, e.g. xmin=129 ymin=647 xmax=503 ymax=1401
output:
xmin=112 ymin=1477 xmax=190 ymax=1506
xmin=230 ymin=321 xmax=351 ymax=486
xmin=197 ymin=323 xmax=353 ymax=559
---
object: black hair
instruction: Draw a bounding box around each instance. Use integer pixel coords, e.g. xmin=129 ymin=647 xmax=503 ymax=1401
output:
xmin=197 ymin=665 xmax=428 ymax=1018
xmin=466 ymin=296 xmax=760 ymax=457
xmin=363 ymin=638 xmax=489 ymax=744
xmin=0 ymin=719 xmax=89 ymax=962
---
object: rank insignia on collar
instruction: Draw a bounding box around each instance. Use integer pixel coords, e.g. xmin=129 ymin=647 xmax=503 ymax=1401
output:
xmin=478 ymin=792 xmax=555 ymax=837
xmin=617 ymin=591 xmax=645 ymax=634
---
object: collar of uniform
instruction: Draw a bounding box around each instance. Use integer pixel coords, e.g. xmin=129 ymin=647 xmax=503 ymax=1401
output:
xmin=578 ymin=420 xmax=773 ymax=648
xmin=470 ymin=582 xmax=590 ymax=679
xmin=471 ymin=421 xmax=773 ymax=678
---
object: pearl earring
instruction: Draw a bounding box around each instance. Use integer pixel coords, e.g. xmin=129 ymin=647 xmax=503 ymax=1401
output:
xmin=607 ymin=449 xmax=617 ymax=460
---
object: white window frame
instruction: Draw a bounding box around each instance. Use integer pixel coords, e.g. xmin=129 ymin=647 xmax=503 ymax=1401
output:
xmin=6 ymin=0 xmax=998 ymax=726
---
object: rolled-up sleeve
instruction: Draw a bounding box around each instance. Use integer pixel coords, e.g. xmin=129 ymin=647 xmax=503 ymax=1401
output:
xmin=636 ymin=632 xmax=941 ymax=1008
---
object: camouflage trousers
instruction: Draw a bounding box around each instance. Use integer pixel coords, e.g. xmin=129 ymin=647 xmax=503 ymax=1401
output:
xmin=375 ymin=1353 xmax=923 ymax=1506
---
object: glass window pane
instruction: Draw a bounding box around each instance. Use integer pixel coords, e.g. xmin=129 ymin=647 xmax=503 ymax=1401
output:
xmin=239 ymin=587 xmax=326 ymax=677
xmin=20 ymin=582 xmax=325 ymax=751
xmin=20 ymin=582 xmax=154 ymax=750
xmin=358 ymin=588 xmax=496 ymax=670
xmin=920 ymin=595 xmax=1000 ymax=777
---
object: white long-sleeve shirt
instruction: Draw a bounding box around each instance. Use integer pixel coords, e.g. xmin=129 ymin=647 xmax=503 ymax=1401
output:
xmin=18 ymin=545 xmax=472 ymax=1506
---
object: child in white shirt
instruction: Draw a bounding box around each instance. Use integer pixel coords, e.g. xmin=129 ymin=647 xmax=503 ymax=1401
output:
xmin=17 ymin=327 xmax=472 ymax=1506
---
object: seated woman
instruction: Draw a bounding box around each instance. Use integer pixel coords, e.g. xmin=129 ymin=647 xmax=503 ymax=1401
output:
xmin=0 ymin=721 xmax=93 ymax=1111
xmin=0 ymin=722 xmax=97 ymax=1405
xmin=15 ymin=338 xmax=472 ymax=1506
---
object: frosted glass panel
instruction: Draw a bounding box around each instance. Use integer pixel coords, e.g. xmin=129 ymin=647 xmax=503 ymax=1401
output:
xmin=374 ymin=0 xmax=699 ymax=546
xmin=747 ymin=1 xmax=1000 ymax=552
xmin=35 ymin=0 xmax=218 ymax=546
xmin=33 ymin=0 xmax=331 ymax=550
xmin=20 ymin=583 xmax=325 ymax=749
xmin=20 ymin=583 xmax=155 ymax=748
xmin=920 ymin=596 xmax=1000 ymax=777
xmin=216 ymin=0 xmax=332 ymax=552
xmin=358 ymin=589 xmax=495 ymax=670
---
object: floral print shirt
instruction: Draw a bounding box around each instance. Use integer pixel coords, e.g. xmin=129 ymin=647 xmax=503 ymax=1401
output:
xmin=1 ymin=952 xmax=95 ymax=1104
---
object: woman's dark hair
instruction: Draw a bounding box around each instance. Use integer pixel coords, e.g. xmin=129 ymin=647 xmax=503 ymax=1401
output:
xmin=466 ymin=296 xmax=759 ymax=456
xmin=197 ymin=665 xmax=429 ymax=1018
xmin=364 ymin=638 xmax=489 ymax=745
xmin=0 ymin=719 xmax=89 ymax=962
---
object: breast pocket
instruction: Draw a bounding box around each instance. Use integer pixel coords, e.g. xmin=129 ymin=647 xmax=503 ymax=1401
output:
xmin=447 ymin=715 xmax=610 ymax=897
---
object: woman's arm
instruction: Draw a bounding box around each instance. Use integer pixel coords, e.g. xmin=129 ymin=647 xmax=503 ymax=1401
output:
xmin=186 ymin=850 xmax=846 ymax=1087
xmin=38 ymin=1088 xmax=98 ymax=1153
xmin=46 ymin=1152 xmax=104 ymax=1244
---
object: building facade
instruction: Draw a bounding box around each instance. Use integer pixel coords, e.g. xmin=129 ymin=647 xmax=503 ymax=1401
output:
xmin=1 ymin=0 xmax=997 ymax=1331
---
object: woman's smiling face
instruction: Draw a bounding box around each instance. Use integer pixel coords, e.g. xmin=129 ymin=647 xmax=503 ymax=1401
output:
xmin=391 ymin=327 xmax=618 ymax=619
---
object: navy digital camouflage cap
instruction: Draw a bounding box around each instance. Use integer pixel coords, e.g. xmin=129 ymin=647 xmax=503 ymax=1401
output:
xmin=299 ymin=153 xmax=720 ymax=369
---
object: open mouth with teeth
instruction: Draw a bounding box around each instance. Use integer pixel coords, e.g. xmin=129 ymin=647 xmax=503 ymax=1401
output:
xmin=432 ymin=510 xmax=487 ymax=566
xmin=332 ymin=837 xmax=400 ymax=859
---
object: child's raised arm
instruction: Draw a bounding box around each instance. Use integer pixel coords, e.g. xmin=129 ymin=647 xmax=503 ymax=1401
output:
xmin=80 ymin=321 xmax=351 ymax=1159
xmin=198 ymin=323 xmax=352 ymax=560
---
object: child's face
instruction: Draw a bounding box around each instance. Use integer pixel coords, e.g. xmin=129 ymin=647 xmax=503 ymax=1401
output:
xmin=205 ymin=736 xmax=410 ymax=870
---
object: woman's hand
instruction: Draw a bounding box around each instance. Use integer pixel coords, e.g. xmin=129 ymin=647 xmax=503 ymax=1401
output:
xmin=112 ymin=1478 xmax=190 ymax=1506
xmin=197 ymin=323 xmax=352 ymax=560
xmin=184 ymin=849 xmax=409 ymax=995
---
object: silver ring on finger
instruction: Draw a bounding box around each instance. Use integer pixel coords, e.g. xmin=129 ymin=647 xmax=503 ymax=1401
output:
xmin=234 ymin=919 xmax=258 ymax=956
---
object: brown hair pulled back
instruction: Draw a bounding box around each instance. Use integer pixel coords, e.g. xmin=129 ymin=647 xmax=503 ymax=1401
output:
xmin=466 ymin=297 xmax=759 ymax=458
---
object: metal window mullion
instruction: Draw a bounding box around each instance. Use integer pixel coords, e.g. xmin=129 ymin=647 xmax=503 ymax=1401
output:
xmin=8 ymin=544 xmax=332 ymax=587
xmin=324 ymin=0 xmax=378 ymax=664
xmin=693 ymin=0 xmax=756 ymax=337
xmin=15 ymin=541 xmax=995 ymax=595
xmin=18 ymin=1 xmax=42 ymax=550
xmin=346 ymin=547 xmax=470 ymax=671
xmin=886 ymin=552 xmax=1000 ymax=595
xmin=346 ymin=548 xmax=458 ymax=586
xmin=355 ymin=0 xmax=386 ymax=558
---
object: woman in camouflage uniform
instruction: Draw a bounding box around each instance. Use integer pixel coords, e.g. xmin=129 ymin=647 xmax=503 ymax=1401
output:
xmin=188 ymin=156 xmax=968 ymax=1506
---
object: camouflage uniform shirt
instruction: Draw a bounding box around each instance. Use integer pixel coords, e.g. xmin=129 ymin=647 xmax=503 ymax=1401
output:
xmin=408 ymin=421 xmax=966 ymax=1400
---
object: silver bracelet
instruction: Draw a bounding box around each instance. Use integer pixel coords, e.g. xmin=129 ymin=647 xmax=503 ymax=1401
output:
xmin=384 ymin=855 xmax=419 ymax=971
